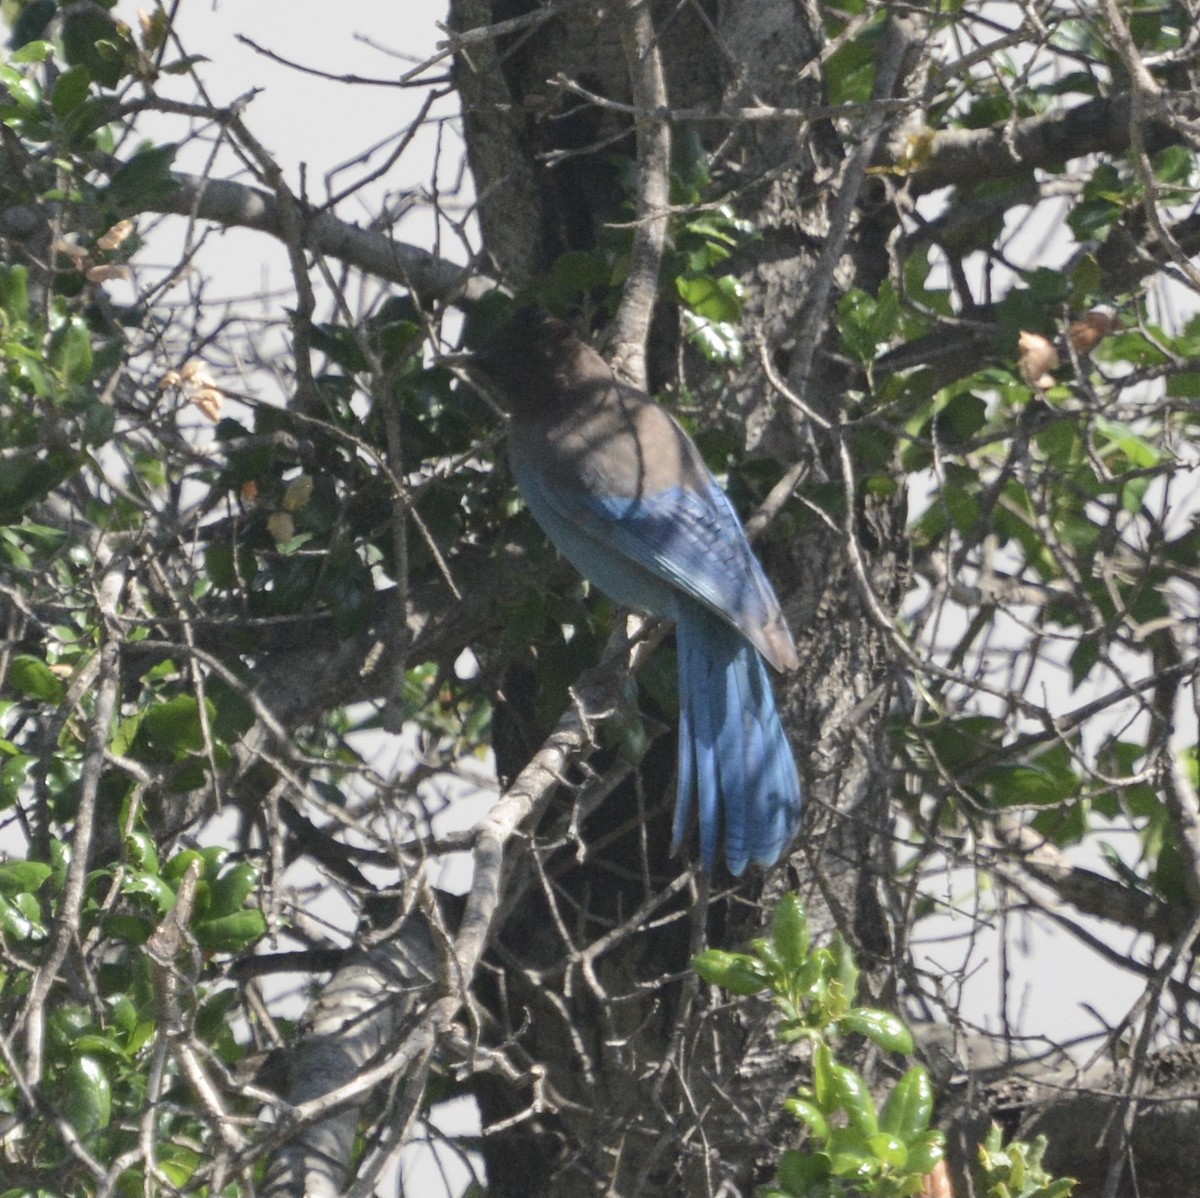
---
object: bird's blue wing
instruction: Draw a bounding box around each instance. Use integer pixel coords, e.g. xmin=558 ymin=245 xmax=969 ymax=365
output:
xmin=515 ymin=463 xmax=780 ymax=644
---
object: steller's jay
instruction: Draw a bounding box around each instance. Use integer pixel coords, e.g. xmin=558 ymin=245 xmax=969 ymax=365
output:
xmin=473 ymin=310 xmax=801 ymax=874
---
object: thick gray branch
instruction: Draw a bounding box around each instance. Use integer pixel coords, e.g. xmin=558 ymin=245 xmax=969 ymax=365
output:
xmin=137 ymin=173 xmax=493 ymax=304
xmin=260 ymin=919 xmax=439 ymax=1198
xmin=905 ymin=93 xmax=1194 ymax=196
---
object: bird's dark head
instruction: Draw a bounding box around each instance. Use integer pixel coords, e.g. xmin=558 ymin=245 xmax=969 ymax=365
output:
xmin=471 ymin=308 xmax=606 ymax=418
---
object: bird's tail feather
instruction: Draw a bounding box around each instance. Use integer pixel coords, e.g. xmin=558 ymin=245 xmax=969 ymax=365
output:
xmin=671 ymin=600 xmax=802 ymax=874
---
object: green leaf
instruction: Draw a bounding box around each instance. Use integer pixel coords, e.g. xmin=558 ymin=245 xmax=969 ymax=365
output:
xmin=1068 ymin=635 xmax=1100 ymax=690
xmin=783 ymin=1097 xmax=829 ymax=1139
xmin=692 ymin=949 xmax=769 ymax=995
xmin=1093 ymin=415 xmax=1161 ymax=469
xmin=879 ymin=1067 xmax=935 ymax=1143
xmin=156 ymin=1151 xmax=201 ymax=1186
xmin=838 ymin=288 xmax=881 ymax=362
xmin=107 ymin=143 xmax=180 ymax=210
xmin=777 ymin=1148 xmax=830 ymax=1195
xmin=49 ymin=315 xmax=94 ymax=385
xmin=73 ymin=1031 xmax=126 ymax=1059
xmin=989 ymin=744 xmax=1079 ymax=808
xmin=208 ymin=862 xmax=258 ymax=917
xmin=675 ymin=273 xmax=743 ymax=322
xmin=8 ymin=654 xmax=66 ymax=704
xmin=8 ymin=521 xmax=68 ymax=552
xmin=751 ymin=935 xmax=783 ymax=975
xmin=123 ymin=871 xmax=176 ymax=915
xmin=824 ymin=17 xmax=885 ymax=105
xmin=52 ymin=65 xmax=93 ymax=119
xmin=1024 ymin=267 xmax=1071 ymax=305
xmin=771 ymin=893 xmax=810 ymax=972
xmin=81 ymin=400 xmax=115 ymax=447
xmin=1038 ymin=70 xmax=1101 ymax=99
xmin=681 ymin=311 xmax=743 ymax=364
xmin=160 ymin=54 xmax=210 ymax=75
xmin=873 ymin=278 xmax=901 ymax=342
xmin=670 ymin=124 xmax=710 ymax=200
xmin=0 ymin=892 xmax=37 ymax=939
xmin=136 ymin=694 xmax=214 ymax=756
xmin=1165 ymin=369 xmax=1200 ymax=399
xmin=827 ymin=1134 xmax=878 ymax=1179
xmin=61 ymin=3 xmax=131 ymax=88
xmin=796 ymin=944 xmax=833 ymax=1003
xmin=1029 ymin=1182 xmax=1077 ymax=1198
xmin=812 ymin=1039 xmax=835 ymax=1110
xmin=0 ymin=753 xmax=35 ymax=809
xmin=3 ymin=340 xmax=52 ymax=397
xmin=831 ymin=1064 xmax=878 ymax=1137
xmin=0 ymin=860 xmax=52 ymax=895
xmin=935 ymin=392 xmax=987 ymax=446
xmin=1096 ymin=329 xmax=1166 ymax=368
xmin=311 ymin=322 xmax=369 ymax=373
xmin=10 ymin=39 xmax=53 ymax=64
xmin=904 ymin=1129 xmax=945 ymax=1175
xmin=101 ymin=912 xmax=153 ymax=945
xmin=62 ymin=1056 xmax=112 ymax=1137
xmin=865 ymin=1132 xmax=907 ymax=1168
xmin=161 ymin=848 xmax=209 ymax=887
xmin=0 ymin=264 xmax=30 ymax=322
xmin=193 ymin=908 xmax=267 ymax=953
xmin=1152 ymin=144 xmax=1194 ymax=187
xmin=0 ymin=61 xmax=41 ymax=109
xmin=124 ymin=829 xmax=159 ymax=874
xmin=829 ymin=933 xmax=859 ymax=1010
xmin=376 ymin=320 xmax=423 ymax=372
xmin=839 ymin=1008 xmax=915 ymax=1054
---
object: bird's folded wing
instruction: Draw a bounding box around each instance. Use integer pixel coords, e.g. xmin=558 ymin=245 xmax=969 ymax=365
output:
xmin=517 ymin=468 xmax=792 ymax=667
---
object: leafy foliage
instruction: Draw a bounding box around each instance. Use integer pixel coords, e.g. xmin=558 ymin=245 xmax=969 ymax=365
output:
xmin=698 ymin=897 xmax=1078 ymax=1198
xmin=698 ymin=895 xmax=944 ymax=1198
xmin=0 ymin=14 xmax=498 ymax=1191
xmin=977 ymin=1126 xmax=1076 ymax=1198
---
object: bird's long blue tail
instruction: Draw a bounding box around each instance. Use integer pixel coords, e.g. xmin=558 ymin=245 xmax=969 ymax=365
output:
xmin=671 ymin=599 xmax=802 ymax=874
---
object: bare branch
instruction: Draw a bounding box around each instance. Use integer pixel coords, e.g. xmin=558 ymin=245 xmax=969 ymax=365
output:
xmin=123 ymin=170 xmax=492 ymax=304
xmin=608 ymin=0 xmax=671 ymax=388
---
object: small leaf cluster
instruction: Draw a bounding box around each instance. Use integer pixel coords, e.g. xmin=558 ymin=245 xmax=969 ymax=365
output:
xmin=977 ymin=1125 xmax=1075 ymax=1198
xmin=523 ymin=127 xmax=756 ymax=363
xmin=695 ymin=895 xmax=942 ymax=1197
xmin=668 ymin=126 xmax=757 ymax=365
xmin=0 ymin=263 xmax=113 ymax=528
xmin=695 ymin=896 xmax=1079 ymax=1198
xmin=0 ymin=838 xmax=264 ymax=1190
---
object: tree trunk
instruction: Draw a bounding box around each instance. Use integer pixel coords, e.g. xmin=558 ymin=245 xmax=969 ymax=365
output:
xmin=450 ymin=2 xmax=915 ymax=1192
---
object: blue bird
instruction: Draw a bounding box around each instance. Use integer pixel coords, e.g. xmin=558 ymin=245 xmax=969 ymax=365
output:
xmin=474 ymin=311 xmax=802 ymax=874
